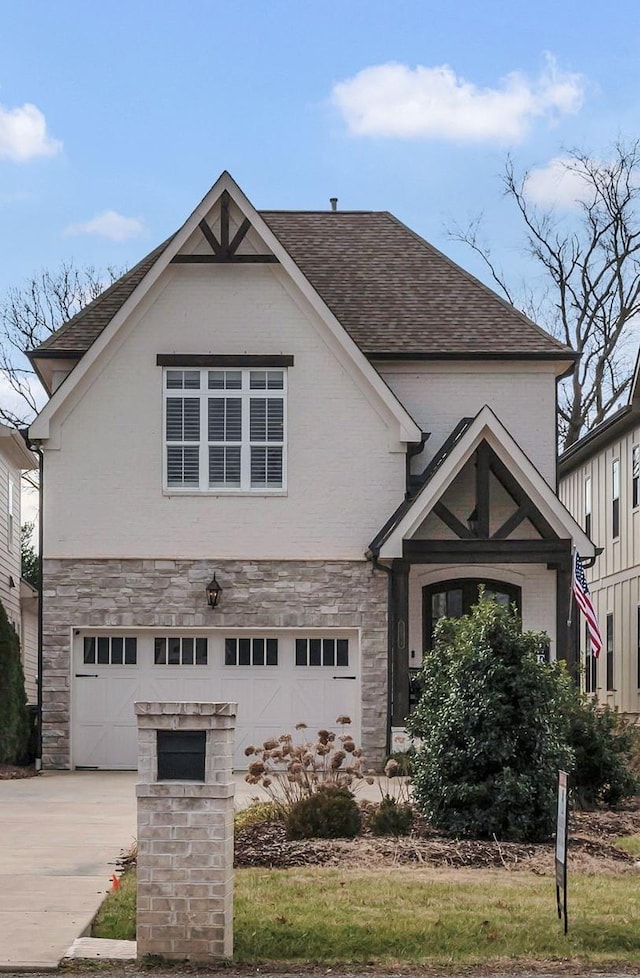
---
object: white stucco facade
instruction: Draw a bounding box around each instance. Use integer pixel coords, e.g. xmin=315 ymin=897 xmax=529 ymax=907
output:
xmin=377 ymin=360 xmax=559 ymax=485
xmin=42 ymin=265 xmax=407 ymax=561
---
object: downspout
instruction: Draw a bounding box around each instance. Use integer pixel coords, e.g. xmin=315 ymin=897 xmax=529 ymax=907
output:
xmin=366 ymin=549 xmax=393 ymax=756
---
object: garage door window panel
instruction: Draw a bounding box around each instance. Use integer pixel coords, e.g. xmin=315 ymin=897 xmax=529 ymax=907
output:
xmin=154 ymin=636 xmax=208 ymax=665
xmin=83 ymin=636 xmax=137 ymax=665
xmin=225 ymin=637 xmax=278 ymax=666
xmin=295 ymin=638 xmax=349 ymax=667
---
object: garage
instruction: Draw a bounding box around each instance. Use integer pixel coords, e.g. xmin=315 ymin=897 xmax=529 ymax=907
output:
xmin=71 ymin=628 xmax=360 ymax=770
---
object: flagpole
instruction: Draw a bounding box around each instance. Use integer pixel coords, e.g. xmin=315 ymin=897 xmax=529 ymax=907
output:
xmin=567 ymin=545 xmax=576 ymax=627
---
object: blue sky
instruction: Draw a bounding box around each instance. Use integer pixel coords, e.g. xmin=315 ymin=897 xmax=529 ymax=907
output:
xmin=0 ymin=0 xmax=638 ymax=304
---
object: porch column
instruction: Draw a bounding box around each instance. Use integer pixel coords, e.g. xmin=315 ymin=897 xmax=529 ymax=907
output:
xmin=390 ymin=558 xmax=410 ymax=726
xmin=554 ymin=543 xmax=578 ymax=680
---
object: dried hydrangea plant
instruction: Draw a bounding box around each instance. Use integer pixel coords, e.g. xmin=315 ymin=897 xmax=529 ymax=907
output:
xmin=244 ymin=716 xmax=374 ymax=810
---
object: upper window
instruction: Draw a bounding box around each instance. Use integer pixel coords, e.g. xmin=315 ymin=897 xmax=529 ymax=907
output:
xmin=584 ymin=475 xmax=592 ymax=538
xmin=632 ymin=445 xmax=639 ymax=509
xmin=612 ymin=458 xmax=620 ymax=539
xmin=164 ymin=367 xmax=286 ymax=491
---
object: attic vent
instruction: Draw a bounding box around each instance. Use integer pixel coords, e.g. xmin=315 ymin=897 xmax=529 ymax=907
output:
xmin=330 ymin=197 xmax=338 ymax=212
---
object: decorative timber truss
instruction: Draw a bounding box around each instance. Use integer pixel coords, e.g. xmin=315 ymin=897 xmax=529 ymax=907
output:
xmin=171 ymin=191 xmax=278 ymax=264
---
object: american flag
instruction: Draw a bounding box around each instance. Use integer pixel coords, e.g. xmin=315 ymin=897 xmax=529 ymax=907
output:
xmin=573 ymin=552 xmax=603 ymax=658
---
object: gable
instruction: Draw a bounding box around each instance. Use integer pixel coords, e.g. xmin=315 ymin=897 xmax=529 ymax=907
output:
xmin=372 ymin=406 xmax=594 ymax=560
xmin=29 ymin=172 xmax=420 ymax=448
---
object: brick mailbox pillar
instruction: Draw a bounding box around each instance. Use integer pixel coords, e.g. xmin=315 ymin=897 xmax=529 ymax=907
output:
xmin=135 ymin=701 xmax=237 ymax=961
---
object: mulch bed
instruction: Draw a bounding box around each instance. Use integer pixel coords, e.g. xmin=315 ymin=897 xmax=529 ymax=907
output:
xmin=233 ymin=799 xmax=640 ymax=874
xmin=0 ymin=763 xmax=37 ymax=780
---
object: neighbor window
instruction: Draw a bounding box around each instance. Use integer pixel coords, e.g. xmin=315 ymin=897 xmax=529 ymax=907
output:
xmin=606 ymin=613 xmax=614 ymax=691
xmin=164 ymin=367 xmax=286 ymax=491
xmin=584 ymin=475 xmax=592 ymax=538
xmin=7 ymin=476 xmax=14 ymax=550
xmin=585 ymin=625 xmax=597 ymax=693
xmin=632 ymin=446 xmax=639 ymax=509
xmin=612 ymin=459 xmax=620 ymax=539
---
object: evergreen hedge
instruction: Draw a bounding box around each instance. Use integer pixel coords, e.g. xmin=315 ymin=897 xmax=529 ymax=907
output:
xmin=0 ymin=597 xmax=30 ymax=764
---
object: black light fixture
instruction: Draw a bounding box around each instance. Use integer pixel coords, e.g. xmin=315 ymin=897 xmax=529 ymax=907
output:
xmin=467 ymin=508 xmax=479 ymax=536
xmin=205 ymin=574 xmax=223 ymax=609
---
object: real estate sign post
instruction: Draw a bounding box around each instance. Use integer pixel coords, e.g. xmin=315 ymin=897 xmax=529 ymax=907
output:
xmin=555 ymin=770 xmax=569 ymax=934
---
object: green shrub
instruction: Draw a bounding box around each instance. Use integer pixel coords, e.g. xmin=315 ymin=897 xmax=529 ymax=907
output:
xmin=234 ymin=801 xmax=282 ymax=831
xmin=385 ymin=749 xmax=415 ymax=776
xmin=407 ymin=596 xmax=573 ymax=842
xmin=286 ymin=784 xmax=361 ymax=839
xmin=567 ymin=695 xmax=638 ymax=808
xmin=0 ymin=598 xmax=29 ymax=764
xmin=369 ymin=796 xmax=414 ymax=836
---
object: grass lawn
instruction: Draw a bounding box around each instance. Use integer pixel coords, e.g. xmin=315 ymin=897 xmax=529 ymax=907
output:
xmin=94 ymin=865 xmax=640 ymax=968
xmin=615 ymin=833 xmax=640 ymax=856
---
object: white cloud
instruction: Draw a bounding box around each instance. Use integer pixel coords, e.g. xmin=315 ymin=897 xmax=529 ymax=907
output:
xmin=524 ymin=156 xmax=594 ymax=207
xmin=64 ymin=210 xmax=146 ymax=242
xmin=0 ymin=101 xmax=62 ymax=161
xmin=332 ymin=54 xmax=584 ymax=143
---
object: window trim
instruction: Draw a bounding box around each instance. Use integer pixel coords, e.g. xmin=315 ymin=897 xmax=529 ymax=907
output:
xmin=632 ymin=445 xmax=639 ymax=510
xmin=162 ymin=365 xmax=288 ymax=494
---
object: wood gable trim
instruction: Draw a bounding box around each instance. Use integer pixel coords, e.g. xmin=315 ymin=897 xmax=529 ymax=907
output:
xmin=429 ymin=439 xmax=559 ymax=544
xmin=156 ymin=355 xmax=294 ymax=368
xmin=170 ymin=191 xmax=279 ymax=265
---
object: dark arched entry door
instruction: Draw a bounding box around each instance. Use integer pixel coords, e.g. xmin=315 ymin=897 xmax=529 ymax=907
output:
xmin=422 ymin=579 xmax=521 ymax=652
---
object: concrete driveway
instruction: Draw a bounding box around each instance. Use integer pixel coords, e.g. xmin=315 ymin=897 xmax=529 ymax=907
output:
xmin=0 ymin=771 xmax=138 ymax=970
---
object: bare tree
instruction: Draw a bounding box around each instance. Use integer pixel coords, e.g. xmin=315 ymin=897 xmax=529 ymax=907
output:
xmin=451 ymin=141 xmax=640 ymax=450
xmin=0 ymin=261 xmax=120 ymax=427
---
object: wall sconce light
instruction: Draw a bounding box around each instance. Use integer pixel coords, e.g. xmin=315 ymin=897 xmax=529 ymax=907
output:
xmin=467 ymin=508 xmax=478 ymax=536
xmin=205 ymin=574 xmax=223 ymax=609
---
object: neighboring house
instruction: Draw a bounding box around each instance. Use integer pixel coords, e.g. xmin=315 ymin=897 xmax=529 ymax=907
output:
xmin=29 ymin=172 xmax=594 ymax=771
xmin=559 ymin=347 xmax=640 ymax=715
xmin=0 ymin=424 xmax=38 ymax=702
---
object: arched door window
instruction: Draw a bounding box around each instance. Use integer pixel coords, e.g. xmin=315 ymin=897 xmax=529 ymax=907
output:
xmin=422 ymin=579 xmax=521 ymax=651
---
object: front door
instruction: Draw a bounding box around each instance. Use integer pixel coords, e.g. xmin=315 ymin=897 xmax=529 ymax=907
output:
xmin=422 ymin=579 xmax=521 ymax=651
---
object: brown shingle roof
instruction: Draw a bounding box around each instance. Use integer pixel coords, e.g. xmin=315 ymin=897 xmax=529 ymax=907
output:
xmin=31 ymin=212 xmax=572 ymax=360
xmin=262 ymin=211 xmax=571 ymax=358
xmin=33 ymin=240 xmax=172 ymax=355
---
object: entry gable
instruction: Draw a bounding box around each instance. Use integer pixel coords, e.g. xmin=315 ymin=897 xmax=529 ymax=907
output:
xmin=371 ymin=405 xmax=594 ymax=560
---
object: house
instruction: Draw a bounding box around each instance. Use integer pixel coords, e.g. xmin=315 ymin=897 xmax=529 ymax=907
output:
xmin=0 ymin=424 xmax=38 ymax=702
xmin=28 ymin=172 xmax=594 ymax=771
xmin=558 ymin=346 xmax=640 ymax=713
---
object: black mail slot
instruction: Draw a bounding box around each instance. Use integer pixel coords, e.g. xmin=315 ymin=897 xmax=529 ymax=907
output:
xmin=157 ymin=730 xmax=206 ymax=781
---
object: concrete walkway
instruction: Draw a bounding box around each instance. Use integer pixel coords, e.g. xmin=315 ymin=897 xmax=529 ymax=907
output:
xmin=0 ymin=769 xmax=388 ymax=970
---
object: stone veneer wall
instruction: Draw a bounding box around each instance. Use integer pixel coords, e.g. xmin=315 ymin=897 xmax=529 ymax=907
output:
xmin=42 ymin=558 xmax=389 ymax=769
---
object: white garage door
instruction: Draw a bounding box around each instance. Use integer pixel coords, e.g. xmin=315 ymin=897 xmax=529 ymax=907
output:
xmin=71 ymin=629 xmax=360 ymax=770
